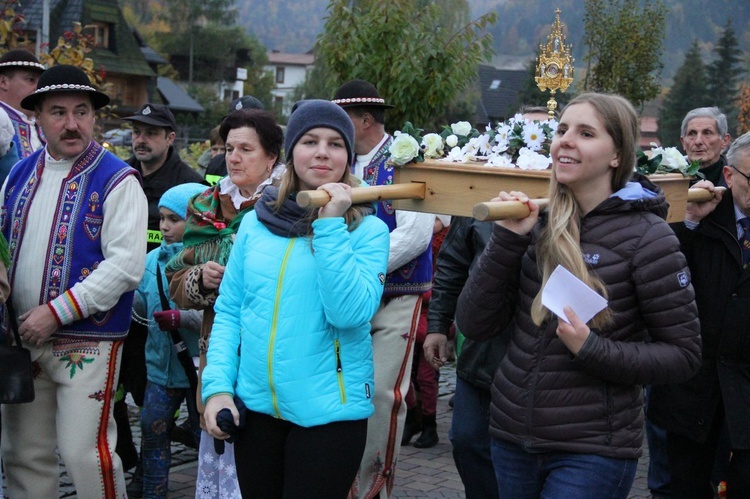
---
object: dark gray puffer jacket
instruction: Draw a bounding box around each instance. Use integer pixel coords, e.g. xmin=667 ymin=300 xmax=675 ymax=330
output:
xmin=456 ymin=175 xmax=701 ymax=459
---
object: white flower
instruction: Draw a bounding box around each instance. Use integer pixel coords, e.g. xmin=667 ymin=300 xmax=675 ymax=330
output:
xmin=516 ymin=147 xmax=552 ymax=170
xmin=652 ymin=145 xmax=688 ymax=169
xmin=491 ymin=140 xmax=509 ymax=154
xmin=451 ymin=121 xmax=472 ymax=136
xmin=389 ymin=133 xmax=420 ymax=166
xmin=495 ymin=123 xmax=511 ymax=143
xmin=444 ymin=146 xmax=467 ymax=162
xmin=509 ymin=113 xmax=525 ymax=126
xmin=445 ymin=134 xmax=458 ymax=148
xmin=522 ymin=122 xmax=545 ymax=151
xmin=421 ymin=133 xmax=444 ymax=159
xmin=475 ymin=133 xmax=492 ymax=155
xmin=486 ymin=154 xmax=515 ymax=168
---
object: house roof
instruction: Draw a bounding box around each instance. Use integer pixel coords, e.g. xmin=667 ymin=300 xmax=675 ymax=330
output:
xmin=476 ymin=65 xmax=528 ymax=124
xmin=266 ymin=51 xmax=314 ymax=66
xmin=156 ymin=77 xmax=204 ymax=114
xmin=17 ymin=0 xmax=154 ymax=77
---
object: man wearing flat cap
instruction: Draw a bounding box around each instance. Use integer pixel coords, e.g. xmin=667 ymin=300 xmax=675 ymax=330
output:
xmin=115 ymin=103 xmax=202 ymax=483
xmin=123 ymin=103 xmax=203 ymax=252
xmin=0 ymin=64 xmax=147 ymax=499
xmin=0 ymin=48 xmax=46 ymax=158
xmin=333 ymin=79 xmax=436 ymax=499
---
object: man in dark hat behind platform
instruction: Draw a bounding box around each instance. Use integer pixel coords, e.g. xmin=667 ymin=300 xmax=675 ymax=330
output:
xmin=0 ymin=48 xmax=46 ymax=158
xmin=0 ymin=64 xmax=147 ymax=499
xmin=123 ymin=103 xmax=203 ymax=253
xmin=333 ymin=79 xmax=436 ymax=499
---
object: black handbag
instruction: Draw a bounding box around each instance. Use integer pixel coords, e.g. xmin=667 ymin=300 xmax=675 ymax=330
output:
xmin=0 ymin=301 xmax=35 ymax=404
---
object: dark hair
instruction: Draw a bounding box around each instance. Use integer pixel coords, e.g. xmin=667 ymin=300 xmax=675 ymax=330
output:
xmin=219 ymin=109 xmax=283 ymax=164
xmin=345 ymin=105 xmax=386 ymax=125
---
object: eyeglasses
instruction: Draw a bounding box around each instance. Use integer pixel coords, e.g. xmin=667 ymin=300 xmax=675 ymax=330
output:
xmin=731 ymin=165 xmax=750 ymax=186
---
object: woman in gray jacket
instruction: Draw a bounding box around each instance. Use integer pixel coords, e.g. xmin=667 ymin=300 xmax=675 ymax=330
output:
xmin=455 ymin=92 xmax=701 ymax=499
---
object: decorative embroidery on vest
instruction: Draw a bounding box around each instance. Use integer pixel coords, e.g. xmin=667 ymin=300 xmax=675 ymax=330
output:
xmin=363 ymin=137 xmax=396 ymax=216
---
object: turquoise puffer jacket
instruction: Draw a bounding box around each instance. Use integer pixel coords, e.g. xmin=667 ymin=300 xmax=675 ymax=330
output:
xmin=202 ymin=211 xmax=389 ymax=427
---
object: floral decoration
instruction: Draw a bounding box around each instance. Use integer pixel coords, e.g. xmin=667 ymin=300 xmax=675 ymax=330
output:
xmin=636 ymin=143 xmax=702 ymax=178
xmin=389 ymin=120 xmax=700 ymax=178
xmin=388 ymin=114 xmax=557 ymax=170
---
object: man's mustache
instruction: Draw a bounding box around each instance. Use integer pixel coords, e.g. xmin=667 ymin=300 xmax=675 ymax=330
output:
xmin=60 ymin=132 xmax=82 ymax=140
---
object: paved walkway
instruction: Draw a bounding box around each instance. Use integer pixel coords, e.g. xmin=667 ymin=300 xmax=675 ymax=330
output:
xmin=2 ymin=363 xmax=654 ymax=498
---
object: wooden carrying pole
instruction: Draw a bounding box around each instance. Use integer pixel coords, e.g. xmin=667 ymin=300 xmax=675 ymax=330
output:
xmin=472 ymin=187 xmax=719 ymax=221
xmin=296 ymin=182 xmax=426 ymax=208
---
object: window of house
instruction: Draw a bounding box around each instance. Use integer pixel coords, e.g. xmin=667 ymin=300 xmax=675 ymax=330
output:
xmin=489 ymin=79 xmax=501 ymax=90
xmin=90 ymin=22 xmax=111 ymax=48
xmin=275 ymin=67 xmax=285 ymax=84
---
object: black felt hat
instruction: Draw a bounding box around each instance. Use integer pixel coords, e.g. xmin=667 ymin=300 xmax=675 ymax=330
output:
xmin=21 ymin=65 xmax=110 ymax=110
xmin=331 ymin=79 xmax=394 ymax=109
xmin=122 ymin=103 xmax=177 ymax=130
xmin=0 ymin=49 xmax=45 ymax=73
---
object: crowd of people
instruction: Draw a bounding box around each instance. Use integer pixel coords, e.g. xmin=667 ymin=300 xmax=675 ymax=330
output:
xmin=0 ymin=45 xmax=748 ymax=499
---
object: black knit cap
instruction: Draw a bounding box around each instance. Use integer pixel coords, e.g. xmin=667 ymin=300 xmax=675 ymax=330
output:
xmin=122 ymin=103 xmax=177 ymax=130
xmin=332 ymin=79 xmax=394 ymax=109
xmin=21 ymin=64 xmax=110 ymax=110
xmin=285 ymin=99 xmax=355 ymax=164
xmin=0 ymin=49 xmax=45 ymax=73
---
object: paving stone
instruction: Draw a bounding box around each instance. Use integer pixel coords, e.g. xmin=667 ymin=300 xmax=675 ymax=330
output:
xmin=1 ymin=362 xmax=655 ymax=498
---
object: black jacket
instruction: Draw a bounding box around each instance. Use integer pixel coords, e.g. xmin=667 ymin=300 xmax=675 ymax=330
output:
xmin=456 ymin=176 xmax=701 ymax=459
xmin=427 ymin=216 xmax=508 ymax=390
xmin=127 ymin=147 xmax=204 ymax=251
xmin=649 ymin=189 xmax=750 ymax=448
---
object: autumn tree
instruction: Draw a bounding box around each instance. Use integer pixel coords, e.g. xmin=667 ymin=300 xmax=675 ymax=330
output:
xmin=737 ymin=83 xmax=750 ymax=135
xmin=657 ymin=40 xmax=710 ymax=147
xmin=313 ymin=0 xmax=497 ymax=130
xmin=706 ymin=20 xmax=744 ymax=133
xmin=582 ymin=0 xmax=667 ymax=109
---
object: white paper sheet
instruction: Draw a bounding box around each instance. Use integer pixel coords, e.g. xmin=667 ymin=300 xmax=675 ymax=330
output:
xmin=541 ymin=265 xmax=608 ymax=324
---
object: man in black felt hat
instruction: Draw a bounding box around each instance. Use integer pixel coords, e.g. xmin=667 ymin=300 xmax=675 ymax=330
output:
xmin=0 ymin=48 xmax=46 ymax=158
xmin=333 ymin=79 xmax=436 ymax=499
xmin=0 ymin=64 xmax=147 ymax=499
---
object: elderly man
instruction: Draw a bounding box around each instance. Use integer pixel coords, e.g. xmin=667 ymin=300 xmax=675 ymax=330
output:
xmin=0 ymin=64 xmax=147 ymax=498
xmin=681 ymin=107 xmax=732 ymax=185
xmin=649 ymin=132 xmax=750 ymax=497
xmin=0 ymin=49 xmax=45 ymax=159
xmin=333 ymin=79 xmax=435 ymax=499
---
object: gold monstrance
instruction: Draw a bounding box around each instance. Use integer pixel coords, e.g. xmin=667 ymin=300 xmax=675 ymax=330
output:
xmin=535 ymin=9 xmax=574 ymax=119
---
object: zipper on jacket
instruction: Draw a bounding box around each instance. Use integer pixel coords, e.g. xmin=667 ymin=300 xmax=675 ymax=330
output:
xmin=334 ymin=339 xmax=347 ymax=404
xmin=268 ymin=239 xmax=296 ymax=418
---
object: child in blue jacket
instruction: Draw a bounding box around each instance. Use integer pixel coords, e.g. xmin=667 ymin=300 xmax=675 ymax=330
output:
xmin=129 ymin=182 xmax=206 ymax=498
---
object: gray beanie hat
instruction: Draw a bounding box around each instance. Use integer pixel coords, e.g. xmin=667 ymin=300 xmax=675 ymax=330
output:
xmin=285 ymin=99 xmax=354 ymax=165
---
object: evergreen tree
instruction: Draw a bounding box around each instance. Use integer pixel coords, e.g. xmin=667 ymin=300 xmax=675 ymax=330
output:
xmin=582 ymin=0 xmax=667 ymax=109
xmin=658 ymin=40 xmax=710 ymax=147
xmin=706 ymin=20 xmax=743 ymax=134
